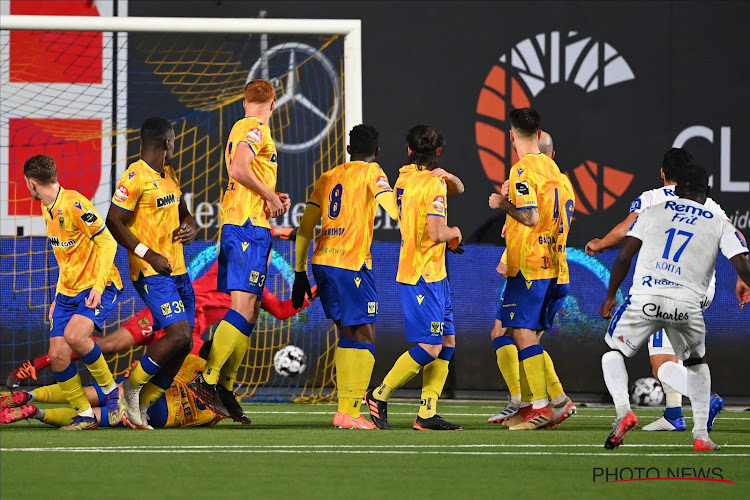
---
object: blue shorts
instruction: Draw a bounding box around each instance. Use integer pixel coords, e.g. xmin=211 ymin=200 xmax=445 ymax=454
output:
xmin=498 ymin=274 xmax=557 ymax=331
xmin=50 ymin=284 xmax=121 ymax=338
xmin=545 ymin=283 xmax=570 ymax=329
xmin=312 ymin=264 xmax=378 ymax=326
xmin=133 ymin=273 xmax=195 ymax=331
xmin=218 ymin=222 xmax=272 ymax=296
xmin=146 ymin=396 xmax=169 ymax=428
xmin=399 ymin=277 xmax=455 ymax=345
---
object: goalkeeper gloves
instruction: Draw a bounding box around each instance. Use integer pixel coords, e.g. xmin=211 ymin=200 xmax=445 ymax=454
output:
xmin=448 ymin=243 xmax=465 ymax=254
xmin=292 ymin=271 xmax=313 ymax=309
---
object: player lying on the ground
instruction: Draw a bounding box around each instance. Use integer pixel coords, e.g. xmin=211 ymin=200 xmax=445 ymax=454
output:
xmin=599 ymin=163 xmax=750 ymax=452
xmin=586 ymin=147 xmax=748 ymax=431
xmin=1 ymin=342 xmax=225 ymax=429
xmin=6 ymin=243 xmax=316 ymax=391
xmin=487 ymin=131 xmax=576 ymax=429
xmin=365 ymin=124 xmax=466 ymax=431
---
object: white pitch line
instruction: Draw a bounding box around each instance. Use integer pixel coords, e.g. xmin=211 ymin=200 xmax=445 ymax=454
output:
xmin=5 ymin=443 xmax=749 ymax=449
xmin=3 ymin=447 xmax=749 ymax=457
xmin=235 ymin=410 xmax=750 ymax=420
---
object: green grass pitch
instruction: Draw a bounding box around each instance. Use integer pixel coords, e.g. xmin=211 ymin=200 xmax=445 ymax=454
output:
xmin=2 ymin=401 xmax=749 ymax=499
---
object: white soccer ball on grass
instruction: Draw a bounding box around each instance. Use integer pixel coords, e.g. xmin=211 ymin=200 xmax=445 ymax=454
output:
xmin=273 ymin=345 xmax=307 ymax=377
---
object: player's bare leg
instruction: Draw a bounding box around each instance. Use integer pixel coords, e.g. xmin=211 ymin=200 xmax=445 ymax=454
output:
xmin=334 ymin=322 xmax=376 ymax=429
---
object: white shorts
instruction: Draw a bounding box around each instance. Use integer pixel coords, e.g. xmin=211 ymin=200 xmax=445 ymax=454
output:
xmin=646 ymin=284 xmax=714 ymax=357
xmin=606 ymin=294 xmax=706 ymax=361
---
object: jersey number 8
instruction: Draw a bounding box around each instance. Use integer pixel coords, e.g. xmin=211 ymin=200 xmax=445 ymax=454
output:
xmin=329 ymin=183 xmax=343 ymax=219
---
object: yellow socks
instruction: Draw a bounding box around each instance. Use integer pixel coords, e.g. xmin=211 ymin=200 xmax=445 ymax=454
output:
xmin=336 ymin=339 xmax=376 ymax=417
xmin=128 ymin=355 xmax=160 ymax=388
xmin=80 ymin=344 xmax=116 ymax=393
xmin=418 ymin=347 xmax=453 ymax=419
xmin=204 ymin=310 xmax=254 ymax=386
xmin=518 ymin=345 xmax=548 ymax=408
xmin=53 ymin=364 xmax=92 ymax=415
xmin=543 ymin=351 xmax=566 ymax=404
xmin=31 ymin=384 xmax=67 ymax=404
xmin=219 ymin=332 xmax=250 ymax=392
xmin=139 ymin=382 xmax=167 ymax=408
xmin=374 ymin=346 xmax=434 ymax=402
xmin=40 ymin=407 xmax=78 ymax=427
xmin=493 ymin=336 xmax=521 ymax=403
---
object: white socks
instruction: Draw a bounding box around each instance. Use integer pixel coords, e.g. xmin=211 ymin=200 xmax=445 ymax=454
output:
xmin=662 ymin=383 xmax=683 ymax=408
xmin=657 ymin=361 xmax=688 ymax=396
xmin=687 ymin=363 xmax=711 ymax=439
xmin=602 ymin=351 xmax=631 ymax=419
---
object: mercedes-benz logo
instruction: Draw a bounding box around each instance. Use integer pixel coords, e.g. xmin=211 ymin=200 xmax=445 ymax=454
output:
xmin=247 ymin=42 xmax=341 ymax=153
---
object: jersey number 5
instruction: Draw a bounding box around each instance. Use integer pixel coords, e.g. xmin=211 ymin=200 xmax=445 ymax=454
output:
xmin=328 ymin=183 xmax=343 ymax=219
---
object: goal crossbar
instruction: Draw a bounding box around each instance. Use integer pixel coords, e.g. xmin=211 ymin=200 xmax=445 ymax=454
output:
xmin=0 ymin=14 xmax=363 ymax=144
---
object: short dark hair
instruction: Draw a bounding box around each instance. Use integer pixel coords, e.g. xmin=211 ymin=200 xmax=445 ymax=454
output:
xmin=406 ymin=124 xmax=445 ymax=170
xmin=23 ymin=154 xmax=58 ymax=184
xmin=675 ymin=162 xmax=709 ymax=195
xmin=349 ymin=124 xmax=379 ymax=156
xmin=509 ymin=107 xmax=541 ymax=137
xmin=140 ymin=117 xmax=173 ymax=150
xmin=661 ymin=147 xmax=694 ymax=182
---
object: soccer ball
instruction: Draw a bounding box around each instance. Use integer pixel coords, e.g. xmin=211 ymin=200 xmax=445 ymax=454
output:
xmin=273 ymin=345 xmax=307 ymax=377
xmin=630 ymin=377 xmax=664 ymax=406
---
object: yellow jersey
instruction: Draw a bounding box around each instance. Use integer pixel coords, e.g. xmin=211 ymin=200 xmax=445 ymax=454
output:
xmin=220 ymin=116 xmax=278 ymax=229
xmin=111 ymin=159 xmax=187 ymax=281
xmin=164 ymin=354 xmax=223 ymax=428
xmin=505 ymin=153 xmax=562 ymax=280
xmin=308 ymin=161 xmax=393 ymax=271
xmin=395 ymin=165 xmax=448 ymax=285
xmin=556 ymin=173 xmax=576 ymax=285
xmin=43 ymin=187 xmax=122 ymax=296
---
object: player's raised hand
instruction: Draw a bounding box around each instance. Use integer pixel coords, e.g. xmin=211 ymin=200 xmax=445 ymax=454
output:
xmin=85 ymin=288 xmax=102 ymax=309
xmin=585 ymin=238 xmax=602 ymax=256
xmin=430 ymin=168 xmax=453 ymax=181
xmin=173 ymin=221 xmax=197 ymax=245
xmin=489 ymin=193 xmax=505 ymax=209
xmin=48 ymin=300 xmax=56 ymax=322
xmin=737 ymin=278 xmax=750 ymax=309
xmin=266 ymin=193 xmax=285 ymax=219
xmin=599 ymin=296 xmax=619 ymax=319
xmin=292 ymin=271 xmax=313 ymax=309
xmin=277 ymin=192 xmax=292 ymax=213
xmin=146 ymin=250 xmax=173 ymax=275
xmin=500 ymin=180 xmax=509 ymax=197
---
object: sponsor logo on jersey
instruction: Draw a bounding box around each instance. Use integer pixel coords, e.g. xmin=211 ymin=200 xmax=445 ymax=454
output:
xmin=58 ymin=216 xmax=65 ymax=229
xmin=80 ymin=210 xmax=98 ymax=226
xmin=517 ymin=168 xmax=525 ymax=176
xmin=416 ymin=294 xmax=425 ymax=304
xmin=74 ymin=201 xmax=82 ymax=210
xmin=515 ymin=182 xmax=530 ymax=196
xmin=432 ymin=196 xmax=446 ymax=213
xmin=376 ymin=175 xmax=390 ymax=190
xmin=156 ymin=193 xmax=178 ymax=208
xmin=128 ymin=171 xmax=136 ymax=179
xmin=241 ymin=242 xmax=249 ymax=251
xmin=270 ymin=152 xmax=277 ymax=163
xmin=641 ymin=276 xmax=681 ymax=287
xmin=510 ymin=312 xmax=516 ymax=320
xmin=247 ymin=127 xmax=262 ymax=144
xmin=664 ymin=200 xmax=714 ymax=219
xmin=322 ymin=227 xmax=345 ymax=236
xmin=114 ymin=185 xmax=129 ymax=203
xmin=354 ymin=277 xmax=361 ymax=288
xmin=641 ymin=303 xmax=689 ymax=322
xmin=49 ymin=236 xmax=76 ymax=247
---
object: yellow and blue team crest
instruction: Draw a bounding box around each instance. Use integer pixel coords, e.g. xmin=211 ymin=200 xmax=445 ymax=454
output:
xmin=161 ymin=302 xmax=172 ymax=315
xmin=250 ymin=271 xmax=259 ymax=284
xmin=368 ymin=302 xmax=378 ymax=315
xmin=430 ymin=321 xmax=444 ymax=334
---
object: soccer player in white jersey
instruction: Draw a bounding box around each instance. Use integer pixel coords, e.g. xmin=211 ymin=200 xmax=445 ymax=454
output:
xmin=586 ymin=148 xmax=749 ymax=432
xmin=599 ymin=163 xmax=750 ymax=451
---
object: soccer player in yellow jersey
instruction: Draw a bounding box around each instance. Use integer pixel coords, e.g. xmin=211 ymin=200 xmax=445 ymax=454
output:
xmin=291 ymin=125 xmax=399 ymax=430
xmin=189 ymin=80 xmax=291 ymax=423
xmin=107 ymin=117 xmax=198 ymax=429
xmin=2 ymin=341 xmax=224 ymax=429
xmin=22 ymin=154 xmax=126 ymax=430
xmin=365 ymin=125 xmax=466 ymax=431
xmin=487 ymin=132 xmax=576 ymax=428
xmin=485 ymin=108 xmax=566 ymax=430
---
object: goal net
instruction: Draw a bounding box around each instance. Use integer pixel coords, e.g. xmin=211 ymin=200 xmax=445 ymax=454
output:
xmin=0 ymin=7 xmax=362 ymax=403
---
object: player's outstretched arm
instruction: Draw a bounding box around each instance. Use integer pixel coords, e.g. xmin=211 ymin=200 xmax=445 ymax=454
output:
xmin=431 ymin=168 xmax=465 ymax=195
xmin=107 ymin=205 xmax=172 ymax=275
xmin=292 ymin=203 xmax=322 ymax=308
xmin=229 ymin=142 xmax=285 ymax=217
xmin=585 ymin=212 xmax=638 ymax=256
xmin=600 ymin=236 xmax=642 ymax=318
